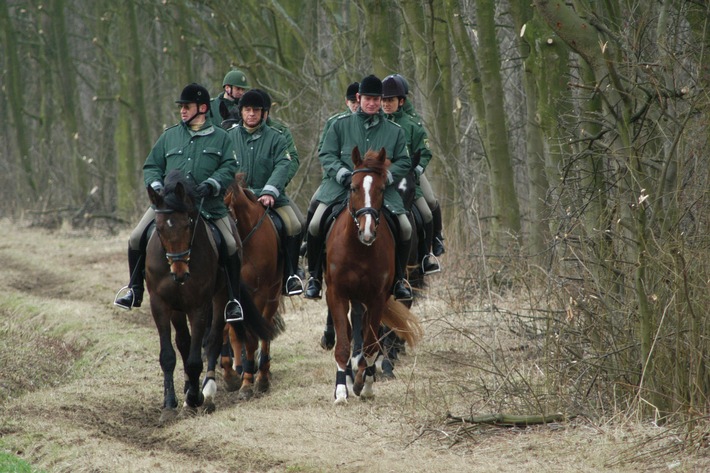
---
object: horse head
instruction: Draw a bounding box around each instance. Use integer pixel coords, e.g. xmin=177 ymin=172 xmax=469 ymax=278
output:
xmin=148 ymin=169 xmax=198 ymax=284
xmin=349 ymin=147 xmax=390 ymax=246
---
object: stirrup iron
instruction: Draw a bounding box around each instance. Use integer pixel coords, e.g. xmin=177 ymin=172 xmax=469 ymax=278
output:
xmin=422 ymin=254 xmax=442 ymax=275
xmin=285 ymin=275 xmax=304 ymax=296
xmin=113 ymin=285 xmax=134 ymax=310
xmin=224 ymin=299 xmax=244 ymax=323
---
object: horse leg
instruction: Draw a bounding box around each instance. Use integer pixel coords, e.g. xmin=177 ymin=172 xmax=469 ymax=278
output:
xmin=254 ymin=339 xmax=272 ymax=394
xmin=221 ymin=325 xmax=242 ymax=392
xmin=175 ymin=313 xmax=205 ymax=410
xmin=353 ymin=300 xmax=385 ymax=399
xmin=201 ymin=305 xmax=226 ymax=414
xmin=155 ymin=316 xmax=179 ymax=424
xmin=237 ymin=332 xmax=258 ymax=401
xmin=330 ymin=293 xmax=352 ymax=405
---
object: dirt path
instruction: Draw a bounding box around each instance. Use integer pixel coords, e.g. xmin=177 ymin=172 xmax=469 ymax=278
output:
xmin=0 ymin=223 xmax=705 ymax=472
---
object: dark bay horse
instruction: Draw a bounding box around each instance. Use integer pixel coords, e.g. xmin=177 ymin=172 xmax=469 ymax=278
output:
xmin=326 ymin=147 xmax=423 ymax=404
xmin=222 ymin=174 xmax=285 ymax=400
xmin=145 ymin=170 xmax=275 ymax=423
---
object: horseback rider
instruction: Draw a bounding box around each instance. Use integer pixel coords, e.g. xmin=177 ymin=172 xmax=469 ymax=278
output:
xmin=207 ymin=68 xmax=249 ymax=128
xmin=227 ymin=89 xmax=304 ymax=296
xmin=305 ymin=74 xmax=414 ymax=301
xmin=114 ymin=83 xmax=245 ymax=321
xmin=392 ymin=73 xmax=446 ymax=256
xmin=382 ymin=75 xmax=441 ymax=274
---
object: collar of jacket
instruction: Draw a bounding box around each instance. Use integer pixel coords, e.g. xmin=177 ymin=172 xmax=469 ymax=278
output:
xmin=356 ymin=109 xmax=383 ymax=128
xmin=181 ymin=120 xmax=215 ymax=137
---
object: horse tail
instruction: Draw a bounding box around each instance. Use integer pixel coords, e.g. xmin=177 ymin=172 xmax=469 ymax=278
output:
xmin=270 ymin=311 xmax=287 ymax=337
xmin=381 ymin=296 xmax=423 ymax=347
xmin=232 ymin=282 xmax=278 ymax=342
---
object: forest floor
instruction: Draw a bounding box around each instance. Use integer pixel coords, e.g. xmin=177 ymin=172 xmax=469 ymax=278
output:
xmin=0 ymin=221 xmax=708 ymax=472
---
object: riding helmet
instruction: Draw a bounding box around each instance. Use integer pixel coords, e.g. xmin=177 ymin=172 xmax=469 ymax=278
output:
xmin=382 ymin=75 xmax=406 ymax=99
xmin=222 ymin=69 xmax=250 ymax=88
xmin=175 ymin=83 xmax=210 ymax=106
xmin=394 ymin=73 xmax=410 ymax=96
xmin=238 ymin=89 xmax=266 ymax=110
xmin=254 ymin=89 xmax=272 ymax=112
xmin=358 ymin=75 xmax=383 ymax=97
xmin=345 ymin=82 xmax=360 ymax=101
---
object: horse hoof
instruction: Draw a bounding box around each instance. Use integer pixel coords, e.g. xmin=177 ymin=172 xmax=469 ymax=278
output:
xmin=223 ymin=373 xmax=242 ymax=392
xmin=202 ymin=398 xmax=216 ymax=414
xmin=237 ymin=386 xmax=254 ymax=401
xmin=255 ymin=377 xmax=270 ymax=395
xmin=159 ymin=407 xmax=178 ymax=425
xmin=334 ymin=395 xmax=348 ymax=405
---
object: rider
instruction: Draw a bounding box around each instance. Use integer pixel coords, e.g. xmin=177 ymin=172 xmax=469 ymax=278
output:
xmin=207 ymin=68 xmax=249 ymax=128
xmin=381 ymin=75 xmax=440 ymax=274
xmin=227 ymin=89 xmax=304 ymax=296
xmin=114 ymin=83 xmax=244 ymax=320
xmin=393 ymin=73 xmax=446 ymax=256
xmin=305 ymin=74 xmax=414 ymax=301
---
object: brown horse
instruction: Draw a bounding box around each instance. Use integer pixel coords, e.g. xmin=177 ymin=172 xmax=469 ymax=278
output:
xmin=145 ymin=170 xmax=275 ymax=422
xmin=222 ymin=174 xmax=285 ymax=400
xmin=326 ymin=147 xmax=423 ymax=404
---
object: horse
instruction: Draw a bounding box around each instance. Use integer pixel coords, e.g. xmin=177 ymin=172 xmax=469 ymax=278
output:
xmin=145 ymin=170 xmax=276 ymax=423
xmin=222 ymin=174 xmax=285 ymax=400
xmin=325 ymin=147 xmax=423 ymax=404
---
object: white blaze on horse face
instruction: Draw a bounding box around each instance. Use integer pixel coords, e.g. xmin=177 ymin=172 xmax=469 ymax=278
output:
xmin=167 ymin=218 xmax=174 ymax=228
xmin=361 ymin=175 xmax=375 ymax=241
xmin=397 ymin=178 xmax=407 ymax=193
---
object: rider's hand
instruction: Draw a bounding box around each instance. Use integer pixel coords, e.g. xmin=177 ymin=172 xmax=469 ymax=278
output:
xmin=195 ymin=181 xmax=213 ymax=198
xmin=341 ymin=172 xmax=353 ymax=188
xmin=258 ymin=194 xmax=275 ymax=207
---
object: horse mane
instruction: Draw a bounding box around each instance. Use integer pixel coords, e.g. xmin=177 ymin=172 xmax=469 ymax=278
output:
xmin=233 ymin=173 xmax=259 ymax=204
xmin=360 ymin=149 xmax=391 ymax=177
xmin=162 ymin=169 xmax=196 ymax=212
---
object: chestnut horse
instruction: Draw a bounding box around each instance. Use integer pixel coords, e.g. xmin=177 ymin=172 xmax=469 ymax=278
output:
xmin=145 ymin=170 xmax=275 ymax=423
xmin=326 ymin=147 xmax=423 ymax=404
xmin=222 ymin=174 xmax=285 ymax=400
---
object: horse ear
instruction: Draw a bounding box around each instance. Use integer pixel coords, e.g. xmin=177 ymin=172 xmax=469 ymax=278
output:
xmin=147 ymin=185 xmax=162 ymax=207
xmin=351 ymin=146 xmax=362 ymax=167
xmin=175 ymin=181 xmax=188 ymax=203
xmin=377 ymin=147 xmax=387 ymax=163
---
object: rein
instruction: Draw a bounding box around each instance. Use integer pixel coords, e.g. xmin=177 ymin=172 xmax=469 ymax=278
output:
xmin=240 ymin=206 xmax=269 ymax=245
xmin=349 ymin=167 xmax=381 ymax=229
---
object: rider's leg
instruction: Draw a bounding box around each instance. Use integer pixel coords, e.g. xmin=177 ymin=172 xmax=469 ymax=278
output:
xmin=215 ymin=216 xmax=243 ymax=321
xmin=305 ymin=202 xmax=328 ymax=299
xmin=420 ymin=174 xmax=445 ymax=256
xmin=393 ymin=212 xmax=413 ymax=301
xmin=114 ymin=208 xmax=154 ymax=309
xmin=415 ymin=196 xmax=440 ymax=274
xmin=275 ymin=204 xmax=304 ymax=296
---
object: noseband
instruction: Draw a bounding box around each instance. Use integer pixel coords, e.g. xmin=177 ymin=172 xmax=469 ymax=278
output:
xmin=348 ymin=168 xmax=381 ymax=230
xmin=154 ymin=207 xmax=196 ymax=266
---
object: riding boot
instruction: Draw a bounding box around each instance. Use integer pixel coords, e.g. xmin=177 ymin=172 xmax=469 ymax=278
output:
xmin=223 ymin=252 xmax=244 ymax=322
xmin=114 ymin=247 xmax=145 ymax=309
xmin=283 ymin=235 xmax=304 ymax=296
xmin=304 ymin=231 xmax=325 ymax=299
xmin=421 ymin=219 xmax=441 ymax=275
xmin=431 ymin=202 xmax=446 ymax=256
xmin=393 ymin=238 xmax=413 ymax=301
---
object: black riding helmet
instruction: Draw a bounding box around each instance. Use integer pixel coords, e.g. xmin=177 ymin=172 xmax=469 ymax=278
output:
xmin=359 ymin=75 xmax=383 ymax=96
xmin=176 ymin=83 xmax=211 ymax=108
xmin=382 ymin=75 xmax=406 ymax=99
xmin=253 ymin=89 xmax=272 ymax=112
xmin=345 ymin=82 xmax=359 ymax=101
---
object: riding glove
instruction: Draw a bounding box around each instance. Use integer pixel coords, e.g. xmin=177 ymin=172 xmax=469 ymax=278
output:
xmin=196 ymin=182 xmax=214 ymax=198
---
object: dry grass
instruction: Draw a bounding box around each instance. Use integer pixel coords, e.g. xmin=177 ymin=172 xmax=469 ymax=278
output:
xmin=0 ymin=221 xmax=708 ymax=472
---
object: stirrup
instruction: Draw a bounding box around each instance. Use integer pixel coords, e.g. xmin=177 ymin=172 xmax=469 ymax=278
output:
xmin=285 ymin=275 xmax=304 ymax=296
xmin=421 ymin=254 xmax=442 ymax=275
xmin=394 ymin=279 xmax=413 ymax=302
xmin=113 ymin=285 xmax=134 ymax=310
xmin=224 ymin=299 xmax=244 ymax=323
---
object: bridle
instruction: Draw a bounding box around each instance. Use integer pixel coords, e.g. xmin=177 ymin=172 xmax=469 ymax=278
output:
xmin=348 ymin=167 xmax=381 ymax=231
xmin=154 ymin=199 xmax=203 ymax=267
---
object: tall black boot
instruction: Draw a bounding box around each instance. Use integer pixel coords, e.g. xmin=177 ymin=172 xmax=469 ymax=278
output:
xmin=223 ymin=252 xmax=244 ymax=322
xmin=283 ymin=235 xmax=304 ymax=296
xmin=114 ymin=247 xmax=145 ymax=309
xmin=421 ymin=219 xmax=441 ymax=274
xmin=304 ymin=231 xmax=325 ymax=299
xmin=431 ymin=202 xmax=445 ymax=256
xmin=393 ymin=238 xmax=413 ymax=301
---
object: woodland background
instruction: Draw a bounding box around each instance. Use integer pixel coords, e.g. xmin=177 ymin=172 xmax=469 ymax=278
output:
xmin=1 ymin=0 xmax=709 ymax=432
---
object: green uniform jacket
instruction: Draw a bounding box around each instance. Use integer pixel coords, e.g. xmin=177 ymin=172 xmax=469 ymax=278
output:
xmin=143 ymin=121 xmax=238 ymax=220
xmin=316 ymin=109 xmax=411 ymax=215
xmin=266 ymin=117 xmax=300 ymax=185
xmin=317 ymin=109 xmax=351 ymax=152
xmin=387 ymin=108 xmax=432 ymax=200
xmin=229 ymin=121 xmax=293 ymax=207
xmin=206 ymin=92 xmax=238 ymax=128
